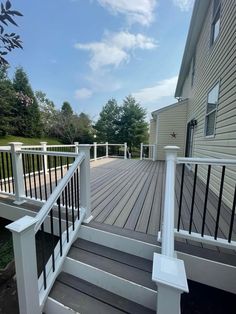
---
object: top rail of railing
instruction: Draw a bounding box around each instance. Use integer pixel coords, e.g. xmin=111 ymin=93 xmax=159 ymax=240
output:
xmin=177 ymin=157 xmax=236 ymax=165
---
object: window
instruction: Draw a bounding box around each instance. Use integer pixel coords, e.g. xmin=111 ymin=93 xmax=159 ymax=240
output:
xmin=191 ymin=54 xmax=195 ymax=87
xmin=211 ymin=0 xmax=221 ymax=45
xmin=205 ymin=83 xmax=219 ymax=137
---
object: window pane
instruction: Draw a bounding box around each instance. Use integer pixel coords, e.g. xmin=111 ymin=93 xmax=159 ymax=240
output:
xmin=207 ymin=83 xmax=219 ymax=113
xmin=213 ymin=15 xmax=220 ymax=42
xmin=206 ymin=112 xmax=216 ymax=136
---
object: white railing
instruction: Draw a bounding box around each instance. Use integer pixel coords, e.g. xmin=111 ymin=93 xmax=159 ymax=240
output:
xmin=140 ymin=143 xmax=156 ymax=161
xmin=153 ymin=146 xmax=236 ymax=314
xmin=6 ymin=144 xmax=92 ymax=314
xmin=91 ymin=142 xmax=128 ymax=160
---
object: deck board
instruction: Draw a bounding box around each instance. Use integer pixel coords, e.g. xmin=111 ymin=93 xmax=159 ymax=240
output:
xmin=1 ymin=157 xmax=235 ymax=263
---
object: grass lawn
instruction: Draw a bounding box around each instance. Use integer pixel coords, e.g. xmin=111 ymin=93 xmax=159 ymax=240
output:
xmin=0 ymin=135 xmax=62 ymax=146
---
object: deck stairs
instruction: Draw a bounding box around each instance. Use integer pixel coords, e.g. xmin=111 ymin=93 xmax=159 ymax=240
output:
xmin=44 ymin=225 xmax=157 ymax=314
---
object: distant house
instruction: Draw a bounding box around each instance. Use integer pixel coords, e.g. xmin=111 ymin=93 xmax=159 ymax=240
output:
xmin=150 ymin=0 xmax=236 ymax=206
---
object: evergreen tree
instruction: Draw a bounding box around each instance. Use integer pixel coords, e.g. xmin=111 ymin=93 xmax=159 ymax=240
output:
xmin=77 ymin=112 xmax=93 ymax=143
xmin=119 ymin=95 xmax=148 ymax=152
xmin=13 ymin=67 xmax=42 ymax=137
xmin=95 ymin=99 xmax=121 ymax=142
xmin=0 ymin=65 xmax=16 ymax=135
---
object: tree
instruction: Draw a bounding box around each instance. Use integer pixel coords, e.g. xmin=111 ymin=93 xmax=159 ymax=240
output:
xmin=61 ymin=101 xmax=73 ymax=116
xmin=0 ymin=1 xmax=23 ymax=65
xmin=0 ymin=65 xmax=16 ymax=135
xmin=119 ymin=95 xmax=148 ymax=152
xmin=35 ymin=90 xmax=57 ymax=136
xmin=77 ymin=112 xmax=93 ymax=143
xmin=13 ymin=67 xmax=42 ymax=137
xmin=95 ymin=99 xmax=121 ymax=142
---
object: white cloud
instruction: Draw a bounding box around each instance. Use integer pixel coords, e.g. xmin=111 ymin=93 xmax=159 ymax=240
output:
xmin=173 ymin=0 xmax=194 ymax=12
xmin=97 ymin=0 xmax=157 ymax=26
xmin=132 ymin=76 xmax=178 ymax=104
xmin=75 ymin=31 xmax=157 ymax=71
xmin=75 ymin=88 xmax=93 ymax=100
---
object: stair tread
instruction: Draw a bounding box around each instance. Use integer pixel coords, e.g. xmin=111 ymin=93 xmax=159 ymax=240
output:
xmin=73 ymin=238 xmax=152 ymax=272
xmin=50 ymin=272 xmax=155 ymax=314
xmin=69 ymin=239 xmax=156 ymax=290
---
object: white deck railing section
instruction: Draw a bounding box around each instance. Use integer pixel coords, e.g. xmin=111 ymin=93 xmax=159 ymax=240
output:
xmin=5 ymin=143 xmax=92 ymax=314
xmin=140 ymin=143 xmax=156 ymax=161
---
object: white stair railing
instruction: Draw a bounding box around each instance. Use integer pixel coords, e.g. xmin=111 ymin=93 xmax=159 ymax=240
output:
xmin=6 ymin=145 xmax=92 ymax=314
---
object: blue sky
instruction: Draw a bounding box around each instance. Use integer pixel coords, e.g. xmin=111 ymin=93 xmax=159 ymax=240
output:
xmin=7 ymin=0 xmax=193 ymax=120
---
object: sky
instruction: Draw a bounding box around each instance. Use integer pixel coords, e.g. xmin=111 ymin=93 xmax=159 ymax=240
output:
xmin=7 ymin=0 xmax=194 ymax=121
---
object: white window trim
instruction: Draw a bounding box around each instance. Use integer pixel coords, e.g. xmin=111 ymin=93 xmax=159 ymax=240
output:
xmin=204 ymin=82 xmax=220 ymax=138
xmin=210 ymin=0 xmax=221 ymax=46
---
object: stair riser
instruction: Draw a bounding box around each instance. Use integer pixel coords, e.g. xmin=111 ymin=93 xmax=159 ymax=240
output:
xmin=63 ymin=257 xmax=157 ymax=310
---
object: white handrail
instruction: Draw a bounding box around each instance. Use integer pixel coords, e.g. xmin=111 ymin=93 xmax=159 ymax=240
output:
xmin=20 ymin=150 xmax=77 ymax=158
xmin=34 ymin=152 xmax=85 ymax=231
xmin=177 ymin=157 xmax=236 ymax=165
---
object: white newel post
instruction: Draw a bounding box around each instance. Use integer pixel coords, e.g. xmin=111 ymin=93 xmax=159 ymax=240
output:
xmin=74 ymin=142 xmax=79 ymax=154
xmin=40 ymin=142 xmax=48 ymax=173
xmin=79 ymin=145 xmax=92 ymax=223
xmin=124 ymin=142 xmax=127 ymax=160
xmin=140 ymin=143 xmax=143 ymax=160
xmin=105 ymin=142 xmax=108 ymax=158
xmin=152 ymin=146 xmax=188 ymax=314
xmin=9 ymin=142 xmax=25 ymax=204
xmin=94 ymin=142 xmax=97 ymax=161
xmin=6 ymin=216 xmax=40 ymax=314
xmin=161 ymin=146 xmax=179 ymax=257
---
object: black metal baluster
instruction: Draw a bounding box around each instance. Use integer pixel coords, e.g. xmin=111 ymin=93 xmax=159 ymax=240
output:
xmin=54 ymin=156 xmax=57 ymax=187
xmin=189 ymin=164 xmax=198 ymax=234
xmin=66 ymin=157 xmax=69 ymax=171
xmin=201 ymin=165 xmax=211 ymax=237
xmin=228 ymin=185 xmax=236 ymax=243
xmin=22 ymin=154 xmax=27 ymax=197
xmin=26 ymin=154 xmax=32 ymax=198
xmin=68 ymin=180 xmax=71 ymax=208
xmin=42 ymin=155 xmax=48 ymax=200
xmin=50 ymin=208 xmax=55 ymax=271
xmin=6 ymin=152 xmax=11 ymax=193
xmin=57 ymin=197 xmax=63 ymax=256
xmin=9 ymin=153 xmax=14 ymax=193
xmin=32 ymin=154 xmax=37 ymax=199
xmin=77 ymin=169 xmax=80 ymax=220
xmin=0 ymin=154 xmax=3 ymax=191
xmin=215 ymin=166 xmax=226 ymax=240
xmin=177 ymin=164 xmax=185 ymax=231
xmin=1 ymin=153 xmax=7 ymax=192
xmin=60 ymin=157 xmax=64 ymax=206
xmin=37 ymin=155 xmax=42 ymax=201
xmin=71 ymin=177 xmax=75 ymax=230
xmin=65 ymin=186 xmax=69 ymax=242
xmin=41 ymin=223 xmax=47 ymax=290
xmin=48 ymin=156 xmax=53 ymax=194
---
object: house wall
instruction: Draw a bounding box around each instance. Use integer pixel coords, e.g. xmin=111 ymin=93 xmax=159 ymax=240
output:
xmin=149 ymin=119 xmax=156 ymax=145
xmin=155 ymin=101 xmax=188 ymax=160
xmin=180 ymin=0 xmax=236 ymax=207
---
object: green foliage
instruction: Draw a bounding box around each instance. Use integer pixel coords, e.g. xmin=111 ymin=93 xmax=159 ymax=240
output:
xmin=95 ymin=98 xmax=120 ymax=142
xmin=0 ymin=65 xmax=16 ymax=135
xmin=76 ymin=112 xmax=94 ymax=143
xmin=61 ymin=101 xmax=73 ymax=116
xmin=0 ymin=135 xmax=62 ymax=146
xmin=13 ymin=67 xmax=42 ymax=137
xmin=0 ymin=0 xmax=23 ymax=66
xmin=95 ymin=96 xmax=148 ymax=152
xmin=119 ymin=95 xmax=148 ymax=152
xmin=0 ymin=238 xmax=13 ymax=269
xmin=35 ymin=90 xmax=57 ymax=137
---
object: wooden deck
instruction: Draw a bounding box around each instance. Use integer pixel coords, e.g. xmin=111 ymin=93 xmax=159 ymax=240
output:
xmin=0 ymin=157 xmax=235 ymax=265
